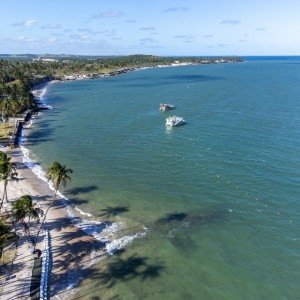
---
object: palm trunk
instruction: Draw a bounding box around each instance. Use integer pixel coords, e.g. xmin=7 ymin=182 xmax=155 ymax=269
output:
xmin=0 ymin=181 xmax=7 ymax=210
xmin=4 ymin=181 xmax=7 ymax=204
xmin=27 ymin=215 xmax=31 ymax=236
xmin=0 ymin=184 xmax=4 ymax=210
xmin=34 ymin=189 xmax=57 ymax=249
xmin=4 ymin=119 xmax=8 ymax=138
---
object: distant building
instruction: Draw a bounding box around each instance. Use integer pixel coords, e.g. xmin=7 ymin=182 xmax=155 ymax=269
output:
xmin=32 ymin=57 xmax=58 ymax=62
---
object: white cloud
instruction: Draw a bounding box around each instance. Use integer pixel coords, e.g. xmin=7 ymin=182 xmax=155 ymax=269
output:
xmin=163 ymin=7 xmax=190 ymax=13
xmin=92 ymin=11 xmax=124 ymax=19
xmin=16 ymin=36 xmax=38 ymax=42
xmin=139 ymin=27 xmax=155 ymax=31
xmin=220 ymin=19 xmax=241 ymax=25
xmin=174 ymin=34 xmax=195 ymax=39
xmin=139 ymin=38 xmax=157 ymax=43
xmin=41 ymin=24 xmax=61 ymax=30
xmin=47 ymin=37 xmax=60 ymax=43
xmin=256 ymin=27 xmax=266 ymax=31
xmin=12 ymin=20 xmax=37 ymax=27
xmin=69 ymin=33 xmax=94 ymax=42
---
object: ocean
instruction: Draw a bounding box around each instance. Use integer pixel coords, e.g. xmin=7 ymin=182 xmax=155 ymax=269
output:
xmin=24 ymin=57 xmax=300 ymax=299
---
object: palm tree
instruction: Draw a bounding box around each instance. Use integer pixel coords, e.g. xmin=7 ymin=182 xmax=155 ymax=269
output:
xmin=0 ymin=151 xmax=18 ymax=210
xmin=0 ymin=218 xmax=17 ymax=258
xmin=0 ymin=98 xmax=11 ymax=137
xmin=12 ymin=195 xmax=41 ymax=235
xmin=35 ymin=162 xmax=72 ymax=240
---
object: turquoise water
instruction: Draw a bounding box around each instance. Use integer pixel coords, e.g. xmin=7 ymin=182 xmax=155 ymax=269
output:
xmin=27 ymin=58 xmax=300 ymax=299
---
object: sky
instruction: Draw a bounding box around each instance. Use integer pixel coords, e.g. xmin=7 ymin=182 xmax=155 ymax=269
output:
xmin=0 ymin=0 xmax=300 ymax=56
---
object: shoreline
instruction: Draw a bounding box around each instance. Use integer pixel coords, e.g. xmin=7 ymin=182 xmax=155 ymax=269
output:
xmin=0 ymin=80 xmax=147 ymax=298
xmin=0 ymin=146 xmax=107 ymax=299
xmin=1 ymin=59 xmax=239 ymax=298
xmin=43 ymin=58 xmax=242 ymax=82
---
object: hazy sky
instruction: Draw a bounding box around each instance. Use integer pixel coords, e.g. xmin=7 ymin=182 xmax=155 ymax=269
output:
xmin=1 ymin=0 xmax=299 ymax=55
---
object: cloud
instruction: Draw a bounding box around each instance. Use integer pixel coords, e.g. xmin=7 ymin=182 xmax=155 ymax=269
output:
xmin=208 ymin=43 xmax=230 ymax=48
xmin=12 ymin=20 xmax=37 ymax=27
xmin=174 ymin=34 xmax=195 ymax=39
xmin=69 ymin=34 xmax=94 ymax=41
xmin=47 ymin=37 xmax=61 ymax=43
xmin=238 ymin=39 xmax=246 ymax=42
xmin=125 ymin=19 xmax=137 ymax=23
xmin=220 ymin=19 xmax=241 ymax=25
xmin=92 ymin=11 xmax=124 ymax=19
xmin=139 ymin=27 xmax=155 ymax=31
xmin=163 ymin=6 xmax=190 ymax=13
xmin=139 ymin=38 xmax=157 ymax=43
xmin=15 ymin=36 xmax=39 ymax=42
xmin=204 ymin=34 xmax=213 ymax=38
xmin=41 ymin=24 xmax=61 ymax=30
xmin=256 ymin=27 xmax=266 ymax=31
xmin=78 ymin=28 xmax=92 ymax=33
xmin=77 ymin=28 xmax=102 ymax=35
xmin=106 ymin=30 xmax=117 ymax=37
xmin=218 ymin=43 xmax=229 ymax=47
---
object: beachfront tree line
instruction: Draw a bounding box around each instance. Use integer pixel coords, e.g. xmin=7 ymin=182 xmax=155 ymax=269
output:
xmin=0 ymin=152 xmax=72 ymax=260
xmin=0 ymin=55 xmax=242 ymax=126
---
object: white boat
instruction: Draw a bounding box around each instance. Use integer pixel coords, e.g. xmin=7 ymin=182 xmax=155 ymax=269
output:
xmin=166 ymin=116 xmax=186 ymax=127
xmin=159 ymin=103 xmax=175 ymax=111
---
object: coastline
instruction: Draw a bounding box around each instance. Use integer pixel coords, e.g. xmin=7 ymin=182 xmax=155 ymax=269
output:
xmin=47 ymin=58 xmax=242 ymax=82
xmin=1 ymin=59 xmax=240 ymax=298
xmin=0 ymin=146 xmax=107 ymax=299
xmin=0 ymin=79 xmax=147 ymax=299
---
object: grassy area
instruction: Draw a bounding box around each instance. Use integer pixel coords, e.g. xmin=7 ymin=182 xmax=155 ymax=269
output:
xmin=0 ymin=122 xmax=15 ymax=143
xmin=6 ymin=79 xmax=21 ymax=86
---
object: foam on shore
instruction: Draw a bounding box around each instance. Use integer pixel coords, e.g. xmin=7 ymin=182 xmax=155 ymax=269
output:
xmin=31 ymin=84 xmax=53 ymax=110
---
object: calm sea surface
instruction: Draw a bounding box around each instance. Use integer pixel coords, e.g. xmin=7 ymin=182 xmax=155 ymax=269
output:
xmin=27 ymin=57 xmax=300 ymax=299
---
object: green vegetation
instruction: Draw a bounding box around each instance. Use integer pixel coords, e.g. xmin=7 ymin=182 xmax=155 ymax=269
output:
xmin=0 ymin=151 xmax=73 ymax=264
xmin=0 ymin=54 xmax=243 ymax=77
xmin=0 ymin=151 xmax=18 ymax=210
xmin=35 ymin=162 xmax=73 ymax=241
xmin=12 ymin=195 xmax=41 ymax=235
xmin=0 ymin=218 xmax=17 ymax=258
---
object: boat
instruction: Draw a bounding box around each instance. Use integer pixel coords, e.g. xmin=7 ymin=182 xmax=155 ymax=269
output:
xmin=159 ymin=103 xmax=175 ymax=111
xmin=166 ymin=116 xmax=186 ymax=127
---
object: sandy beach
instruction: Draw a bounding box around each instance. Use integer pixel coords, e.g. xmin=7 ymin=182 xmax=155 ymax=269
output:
xmin=0 ymin=146 xmax=106 ymax=299
xmin=1 ymin=80 xmax=147 ymax=300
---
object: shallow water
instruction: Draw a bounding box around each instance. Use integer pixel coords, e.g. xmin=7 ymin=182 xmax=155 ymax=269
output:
xmin=27 ymin=58 xmax=300 ymax=299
